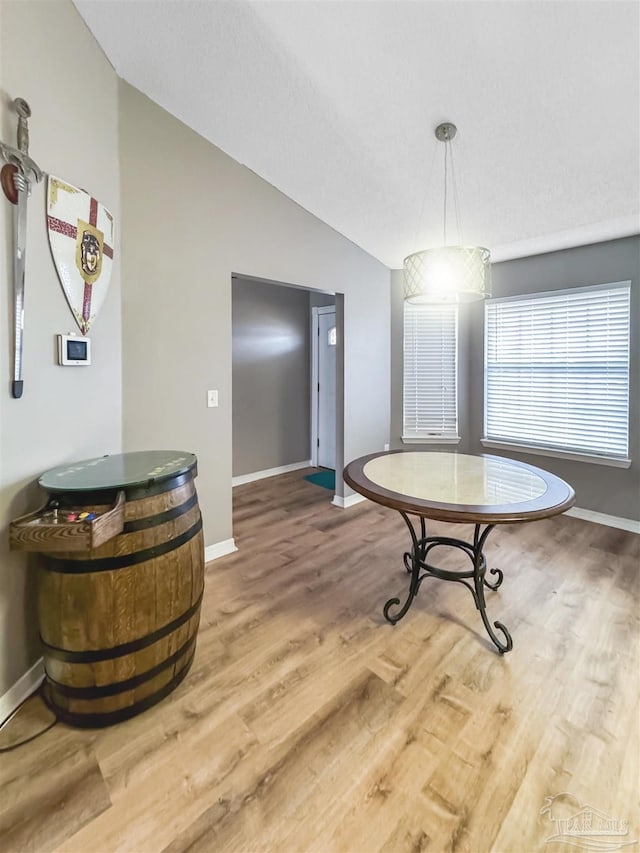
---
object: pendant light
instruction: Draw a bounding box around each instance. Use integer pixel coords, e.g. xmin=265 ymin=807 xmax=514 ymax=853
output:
xmin=404 ymin=122 xmax=491 ymax=303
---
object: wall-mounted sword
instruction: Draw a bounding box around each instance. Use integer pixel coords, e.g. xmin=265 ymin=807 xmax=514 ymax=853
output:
xmin=0 ymin=98 xmax=43 ymax=399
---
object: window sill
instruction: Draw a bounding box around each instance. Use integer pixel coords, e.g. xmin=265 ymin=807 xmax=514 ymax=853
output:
xmin=480 ymin=439 xmax=631 ymax=469
xmin=402 ymin=436 xmax=461 ymax=445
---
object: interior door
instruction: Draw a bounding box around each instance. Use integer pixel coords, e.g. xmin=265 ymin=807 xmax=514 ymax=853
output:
xmin=318 ymin=309 xmax=336 ymax=469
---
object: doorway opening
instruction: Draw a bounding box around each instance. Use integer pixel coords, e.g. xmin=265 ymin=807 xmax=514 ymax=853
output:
xmin=311 ymin=306 xmax=336 ymax=472
xmin=231 ymin=273 xmax=341 ymax=500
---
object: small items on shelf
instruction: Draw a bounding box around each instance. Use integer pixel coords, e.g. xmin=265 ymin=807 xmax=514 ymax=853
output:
xmin=9 ymin=491 xmax=124 ymax=552
xmin=37 ymin=506 xmax=97 ymax=524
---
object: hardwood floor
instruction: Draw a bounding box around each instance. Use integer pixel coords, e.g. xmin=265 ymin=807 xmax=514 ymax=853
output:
xmin=1 ymin=468 xmax=638 ymax=852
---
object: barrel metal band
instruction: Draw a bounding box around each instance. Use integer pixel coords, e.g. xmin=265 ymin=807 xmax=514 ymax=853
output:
xmin=42 ymin=515 xmax=202 ymax=574
xmin=44 ymin=633 xmax=198 ymax=699
xmin=40 ymin=586 xmax=204 ymax=662
xmin=122 ymin=491 xmax=198 ymax=532
xmin=42 ymin=649 xmax=196 ymax=729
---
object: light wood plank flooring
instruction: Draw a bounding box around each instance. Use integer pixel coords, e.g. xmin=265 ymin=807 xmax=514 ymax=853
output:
xmin=1 ymin=468 xmax=639 ymax=852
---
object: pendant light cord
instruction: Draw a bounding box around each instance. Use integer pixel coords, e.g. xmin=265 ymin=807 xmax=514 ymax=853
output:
xmin=443 ymin=134 xmax=464 ymax=247
xmin=448 ymin=140 xmax=463 ymax=245
xmin=443 ymin=139 xmax=448 ymax=245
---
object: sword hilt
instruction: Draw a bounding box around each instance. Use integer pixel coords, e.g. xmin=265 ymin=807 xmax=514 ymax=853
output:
xmin=0 ymin=142 xmax=42 ymax=184
xmin=14 ymin=98 xmax=31 ymax=154
xmin=13 ymin=170 xmax=29 ymax=195
xmin=0 ymin=96 xmax=43 ymax=185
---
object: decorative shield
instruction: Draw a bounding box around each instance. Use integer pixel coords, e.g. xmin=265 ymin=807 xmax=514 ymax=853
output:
xmin=46 ymin=175 xmax=115 ymax=334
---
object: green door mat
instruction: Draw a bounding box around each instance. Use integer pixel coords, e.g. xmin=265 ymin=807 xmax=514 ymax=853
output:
xmin=304 ymin=470 xmax=335 ymax=490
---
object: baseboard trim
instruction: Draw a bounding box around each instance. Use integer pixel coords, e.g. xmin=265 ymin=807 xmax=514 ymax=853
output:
xmin=0 ymin=657 xmax=45 ymax=727
xmin=232 ymin=460 xmax=312 ymax=487
xmin=332 ymin=493 xmax=367 ymax=509
xmin=566 ymin=507 xmax=640 ymax=534
xmin=204 ymin=538 xmax=238 ymax=563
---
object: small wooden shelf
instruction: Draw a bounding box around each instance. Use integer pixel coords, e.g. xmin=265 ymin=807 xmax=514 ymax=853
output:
xmin=10 ymin=491 xmax=125 ymax=553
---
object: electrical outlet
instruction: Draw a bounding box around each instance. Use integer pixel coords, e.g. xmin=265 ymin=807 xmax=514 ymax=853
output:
xmin=207 ymin=389 xmax=218 ymax=408
xmin=384 ymin=443 xmax=390 ymax=452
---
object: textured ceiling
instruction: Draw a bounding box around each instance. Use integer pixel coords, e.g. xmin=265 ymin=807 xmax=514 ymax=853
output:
xmin=75 ymin=0 xmax=639 ymax=267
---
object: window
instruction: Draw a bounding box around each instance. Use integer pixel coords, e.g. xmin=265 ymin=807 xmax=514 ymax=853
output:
xmin=403 ymin=302 xmax=458 ymax=442
xmin=484 ymin=281 xmax=631 ymax=464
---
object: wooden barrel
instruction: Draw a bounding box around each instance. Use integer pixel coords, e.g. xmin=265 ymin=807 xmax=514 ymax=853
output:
xmin=35 ymin=451 xmax=204 ymax=728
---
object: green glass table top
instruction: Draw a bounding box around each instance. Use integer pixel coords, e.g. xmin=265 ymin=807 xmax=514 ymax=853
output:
xmin=39 ymin=451 xmax=197 ymax=493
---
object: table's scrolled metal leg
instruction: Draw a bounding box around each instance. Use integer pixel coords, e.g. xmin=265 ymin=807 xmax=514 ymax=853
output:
xmin=404 ymin=516 xmax=426 ymax=572
xmin=474 ymin=525 xmax=504 ymax=592
xmin=384 ymin=511 xmax=423 ymax=624
xmin=472 ymin=525 xmax=513 ymax=655
xmin=484 ymin=567 xmax=504 ymax=591
xmin=384 ymin=516 xmax=513 ymax=654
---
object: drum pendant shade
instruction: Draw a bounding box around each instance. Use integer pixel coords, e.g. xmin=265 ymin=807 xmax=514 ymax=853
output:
xmin=404 ymin=245 xmax=491 ymax=304
xmin=404 ymin=122 xmax=491 ymax=303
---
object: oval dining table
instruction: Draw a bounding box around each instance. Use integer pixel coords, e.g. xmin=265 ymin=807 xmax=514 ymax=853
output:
xmin=343 ymin=450 xmax=575 ymax=654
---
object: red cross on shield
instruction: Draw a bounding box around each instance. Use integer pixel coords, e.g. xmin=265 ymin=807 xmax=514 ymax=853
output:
xmin=46 ymin=175 xmax=115 ymax=334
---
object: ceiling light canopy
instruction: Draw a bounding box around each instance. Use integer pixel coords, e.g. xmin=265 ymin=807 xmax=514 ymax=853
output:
xmin=404 ymin=123 xmax=491 ymax=304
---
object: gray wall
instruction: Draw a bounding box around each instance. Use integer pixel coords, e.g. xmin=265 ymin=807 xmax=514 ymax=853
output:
xmin=0 ymin=0 xmax=122 ymax=700
xmin=390 ymin=236 xmax=639 ymax=520
xmin=119 ymin=81 xmax=390 ymax=546
xmin=232 ymin=277 xmax=312 ymax=477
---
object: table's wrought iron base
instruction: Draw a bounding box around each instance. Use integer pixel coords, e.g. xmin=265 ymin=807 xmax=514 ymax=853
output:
xmin=383 ymin=512 xmax=513 ymax=654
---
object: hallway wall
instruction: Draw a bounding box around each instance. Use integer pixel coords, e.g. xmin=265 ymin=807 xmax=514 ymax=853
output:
xmin=232 ymin=277 xmax=312 ymax=477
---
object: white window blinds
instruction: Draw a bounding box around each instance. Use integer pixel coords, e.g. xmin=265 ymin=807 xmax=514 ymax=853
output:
xmin=484 ymin=281 xmax=631 ymax=460
xmin=403 ymin=303 xmax=458 ymax=440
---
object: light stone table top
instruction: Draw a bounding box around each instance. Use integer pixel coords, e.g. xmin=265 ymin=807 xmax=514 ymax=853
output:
xmin=344 ymin=451 xmax=575 ymax=523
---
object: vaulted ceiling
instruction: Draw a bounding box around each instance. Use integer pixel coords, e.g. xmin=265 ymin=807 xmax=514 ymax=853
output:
xmin=75 ymin=0 xmax=639 ymax=267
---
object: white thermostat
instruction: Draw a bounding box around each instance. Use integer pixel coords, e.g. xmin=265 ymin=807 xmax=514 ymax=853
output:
xmin=57 ymin=334 xmax=91 ymax=366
